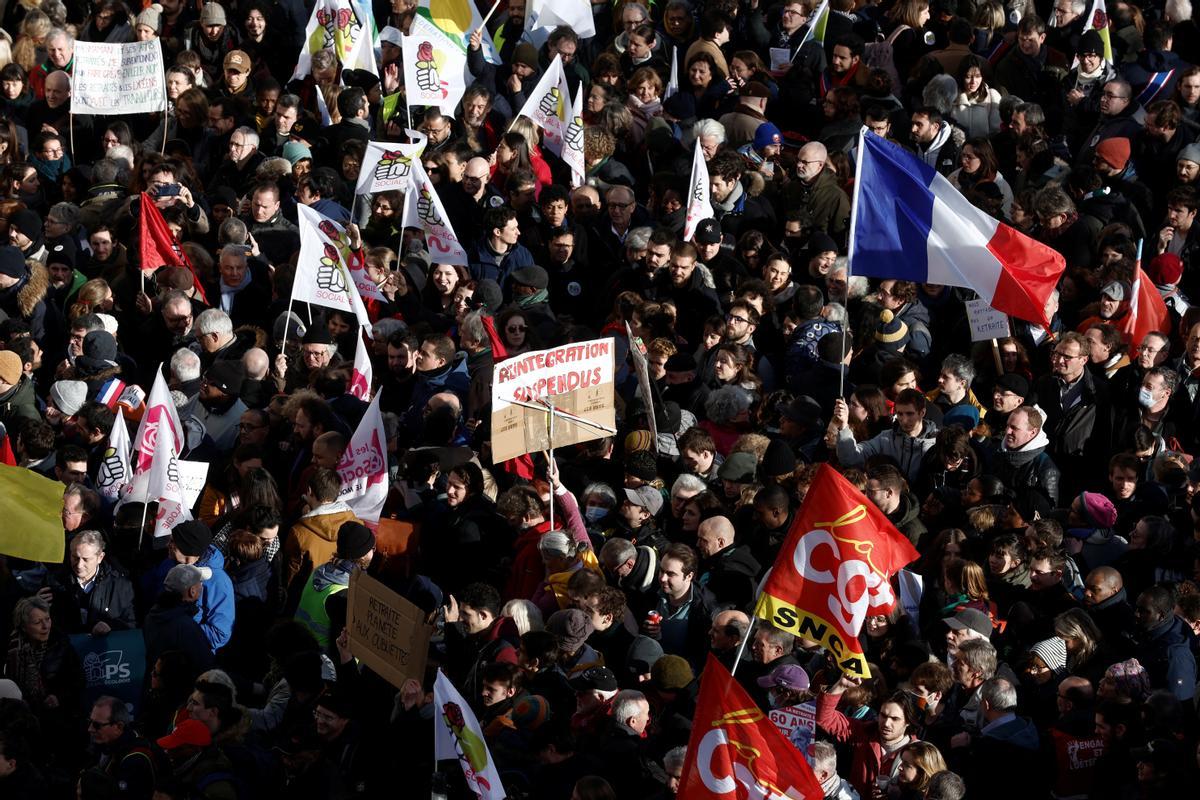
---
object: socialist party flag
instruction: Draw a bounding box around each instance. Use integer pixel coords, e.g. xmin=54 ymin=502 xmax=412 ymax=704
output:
xmin=850 ymin=132 xmax=1065 ymax=327
xmin=1082 ymin=0 xmax=1114 ymax=64
xmin=433 ymin=669 xmax=507 ymax=800
xmin=133 ymin=367 xmax=184 ymax=474
xmin=294 ymin=204 xmax=375 ymax=330
xmin=402 ymin=159 xmax=469 ymax=266
xmin=293 ymin=0 xmax=377 ymax=81
xmin=755 ymin=464 xmax=919 ymax=677
xmin=404 ymin=13 xmax=470 ymax=115
xmin=336 ymin=390 xmax=387 ymax=524
xmin=678 ymin=654 xmax=825 ymax=800
xmin=684 ymin=141 xmax=714 ymax=242
xmin=349 ymin=332 xmax=373 ymax=400
xmin=514 ymin=53 xmax=571 ymax=157
xmin=96 ymin=406 xmax=132 ymax=502
xmin=139 ymin=193 xmax=207 ymax=302
xmin=356 ymin=131 xmax=427 ymax=194
xmin=1122 ymin=241 xmax=1170 ymax=350
xmin=564 ymin=84 xmax=585 ymax=187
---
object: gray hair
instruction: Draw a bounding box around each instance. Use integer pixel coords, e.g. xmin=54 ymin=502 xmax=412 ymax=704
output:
xmin=219 ymin=217 xmax=248 ymax=245
xmin=500 ymin=599 xmax=544 ymax=634
xmin=625 ymin=225 xmax=654 ymax=251
xmin=48 ymin=201 xmax=79 ymax=229
xmin=583 ymin=481 xmax=619 ymax=508
xmin=91 ymin=158 xmax=122 ymax=185
xmin=311 ymin=48 xmax=337 ymax=71
xmin=756 ymin=623 xmax=795 ymax=653
xmin=70 ymin=529 xmax=107 ymax=553
xmin=93 ymin=695 xmax=132 ymax=725
xmin=611 ymin=689 xmax=648 ymax=724
xmin=957 ymin=638 xmax=998 ymax=680
xmin=170 ymin=347 xmax=201 ymax=382
xmin=372 ymin=318 xmax=407 ymax=340
xmin=41 ymin=0 xmax=67 ymax=25
xmin=922 ymin=74 xmax=959 ymax=115
xmin=13 ymin=595 xmax=50 ymax=630
xmin=459 ymin=309 xmax=486 ymax=346
xmin=926 ymin=772 xmax=967 ymax=800
xmin=1013 ymin=102 xmax=1045 ymax=127
xmin=1067 ymin=0 xmax=1087 ymax=13
xmin=1167 ymin=0 xmax=1193 ymax=20
xmin=664 ymin=745 xmax=688 ymax=773
xmin=808 ymin=740 xmax=838 ymax=775
xmin=107 ymin=145 xmax=135 ymax=171
xmin=600 ymin=537 xmax=637 ymax=569
xmin=705 ymin=385 xmax=752 ymax=424
xmin=46 ymin=27 xmax=74 ymax=47
xmin=64 ymin=483 xmax=101 ymax=517
xmin=161 ymin=291 xmax=191 ymax=314
xmin=671 ymin=473 xmax=707 ymax=498
xmin=940 ymin=353 xmax=975 ymax=386
xmin=823 ymin=302 xmax=847 ymax=325
xmin=194 ymin=308 xmax=233 ymax=336
xmin=538 ymin=530 xmax=575 ymax=559
xmin=233 ymin=126 xmax=260 ymax=149
xmin=693 ymin=118 xmax=727 ymax=145
xmin=980 ymin=676 xmax=1018 ymax=710
xmin=219 ymin=243 xmax=249 ymax=264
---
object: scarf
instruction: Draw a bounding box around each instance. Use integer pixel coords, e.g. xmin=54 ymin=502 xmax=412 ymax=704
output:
xmin=219 ymin=268 xmax=253 ymax=313
xmin=9 ymin=631 xmax=49 ymax=704
xmin=713 ymin=179 xmax=744 ymax=213
xmin=517 ymin=289 xmax=549 ymax=308
xmin=30 ymin=151 xmax=73 ymax=182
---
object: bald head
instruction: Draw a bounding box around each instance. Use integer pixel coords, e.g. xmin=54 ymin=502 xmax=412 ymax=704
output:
xmin=799 ymin=142 xmax=828 ymax=164
xmin=1084 ymin=566 xmax=1122 ymax=606
xmin=46 ymin=71 xmax=71 ymax=92
xmin=242 ymin=348 xmax=269 ymax=380
xmin=696 ymin=515 xmax=736 ymax=557
xmin=607 ymin=185 xmax=634 ymax=206
xmin=426 ymin=391 xmax=462 ymax=417
xmin=464 ymin=157 xmax=490 ymax=180
xmin=1057 ymin=675 xmax=1093 ymax=708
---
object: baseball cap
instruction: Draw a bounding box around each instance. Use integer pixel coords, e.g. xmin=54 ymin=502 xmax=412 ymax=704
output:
xmin=568 ymin=666 xmax=618 ymax=692
xmin=164 ymin=563 xmax=212 ymax=594
xmin=223 ymin=50 xmax=250 ymax=75
xmin=624 ymin=485 xmax=664 ymax=516
xmin=756 ymin=664 xmax=811 ymax=692
xmin=157 ymin=719 xmax=212 ymax=750
xmin=944 ymin=608 xmax=993 ymax=638
xmin=994 ymin=373 xmax=1030 ymax=398
xmin=694 ymin=218 xmax=722 ymax=245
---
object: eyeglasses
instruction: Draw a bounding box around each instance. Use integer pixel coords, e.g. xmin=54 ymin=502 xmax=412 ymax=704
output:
xmin=726 ymin=313 xmax=749 ymax=324
xmin=507 ymin=325 xmax=527 ymax=333
xmin=87 ymin=718 xmax=117 ymax=729
xmin=799 ymin=159 xmax=824 ymax=166
xmin=1101 ymin=92 xmax=1128 ymax=100
xmin=239 ymin=422 xmax=266 ymax=431
xmin=1051 ymin=350 xmax=1085 ymax=361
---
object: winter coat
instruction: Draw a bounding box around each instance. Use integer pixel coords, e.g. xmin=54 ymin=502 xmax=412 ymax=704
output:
xmin=143 ymin=594 xmax=215 ymax=674
xmin=886 ymin=491 xmax=929 ymax=547
xmin=46 ymin=561 xmax=136 ymax=633
xmin=1135 ymin=614 xmax=1197 ymax=703
xmin=698 ymin=544 xmax=761 ymax=611
xmin=953 ymin=87 xmax=1001 ymax=137
xmin=1121 ymin=49 xmax=1189 ymax=106
xmin=147 ymin=546 xmax=235 ymax=651
xmin=282 ymin=501 xmax=360 ymax=594
xmin=782 ymin=168 xmax=851 ymax=246
xmin=987 ymin=428 xmax=1062 ymax=505
xmin=836 ymin=420 xmax=939 ymax=485
xmin=0 ymin=260 xmax=50 ymax=343
xmin=0 ymin=375 xmax=40 ymax=431
xmin=1034 ymin=370 xmax=1111 ymax=492
xmin=402 ymin=354 xmax=471 ymax=435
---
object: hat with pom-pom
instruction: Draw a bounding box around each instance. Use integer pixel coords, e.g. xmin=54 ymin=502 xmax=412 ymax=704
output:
xmin=875 ymin=308 xmax=910 ymax=350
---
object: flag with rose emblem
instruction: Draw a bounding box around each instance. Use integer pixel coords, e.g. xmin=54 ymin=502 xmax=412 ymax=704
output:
xmin=336 ymin=390 xmax=388 ymax=524
xmin=293 ymin=204 xmax=376 ymax=329
xmin=514 ymin=53 xmax=572 ymax=157
xmin=349 ymin=332 xmax=373 ymax=400
xmin=433 ymin=669 xmax=506 ymax=800
xmin=132 ymin=368 xmax=182 ymax=474
xmin=403 ymin=13 xmax=469 ymax=115
xmin=96 ymin=407 xmax=132 ymax=501
xmin=401 ymin=159 xmax=469 ymax=266
xmin=564 ymin=84 xmax=585 ymax=187
xmin=293 ymin=0 xmax=378 ymax=81
xmin=356 ymin=131 xmax=427 ymax=194
xmin=684 ymin=141 xmax=714 ymax=242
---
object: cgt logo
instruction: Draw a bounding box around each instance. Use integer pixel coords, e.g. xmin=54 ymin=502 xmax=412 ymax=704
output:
xmin=83 ymin=650 xmax=132 ymax=684
xmin=696 ymin=722 xmax=811 ymax=799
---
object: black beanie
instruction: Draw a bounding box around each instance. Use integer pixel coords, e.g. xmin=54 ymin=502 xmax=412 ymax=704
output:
xmin=10 ymin=208 xmax=40 ymax=243
xmin=0 ymin=245 xmax=25 ymax=278
xmin=762 ymin=439 xmax=797 ymax=476
xmin=625 ymin=451 xmax=658 ymax=482
xmin=172 ymin=520 xmax=214 ymax=556
xmin=337 ymin=520 xmax=375 ymax=559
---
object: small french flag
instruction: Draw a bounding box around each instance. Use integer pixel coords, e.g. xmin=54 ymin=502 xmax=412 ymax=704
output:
xmin=850 ymin=132 xmax=1066 ymax=327
xmin=96 ymin=378 xmax=127 ymax=411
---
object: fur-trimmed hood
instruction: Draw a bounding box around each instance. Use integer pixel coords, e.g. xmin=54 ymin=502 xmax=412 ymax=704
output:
xmin=15 ymin=261 xmax=49 ymax=317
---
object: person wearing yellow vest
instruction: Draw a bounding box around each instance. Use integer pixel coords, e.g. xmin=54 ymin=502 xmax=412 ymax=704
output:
xmin=295 ymin=520 xmax=375 ymax=649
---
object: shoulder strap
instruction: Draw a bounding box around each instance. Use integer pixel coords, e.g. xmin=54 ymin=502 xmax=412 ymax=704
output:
xmin=886 ymin=24 xmax=910 ymax=44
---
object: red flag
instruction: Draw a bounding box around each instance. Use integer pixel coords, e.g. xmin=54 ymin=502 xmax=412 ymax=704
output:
xmin=1121 ymin=263 xmax=1170 ymax=351
xmin=678 ymin=654 xmax=825 ymax=800
xmin=0 ymin=433 xmax=15 ymax=466
xmin=138 ymin=193 xmax=208 ymax=303
xmin=755 ymin=464 xmax=920 ymax=678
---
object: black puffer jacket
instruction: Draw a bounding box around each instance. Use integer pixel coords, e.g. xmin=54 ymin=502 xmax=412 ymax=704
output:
xmin=45 ymin=560 xmax=137 ymax=634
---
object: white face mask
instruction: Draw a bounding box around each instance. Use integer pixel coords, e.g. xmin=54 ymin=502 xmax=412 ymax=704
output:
xmin=1138 ymin=387 xmax=1157 ymax=408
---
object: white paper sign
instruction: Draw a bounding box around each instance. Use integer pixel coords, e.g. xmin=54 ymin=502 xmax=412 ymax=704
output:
xmin=769 ymin=47 xmax=792 ymax=72
xmin=177 ymin=459 xmax=211 ymax=509
xmin=965 ymin=299 xmax=1011 ymax=342
xmin=769 ymin=702 xmax=817 ymax=752
xmin=72 ymin=41 xmax=166 ymax=115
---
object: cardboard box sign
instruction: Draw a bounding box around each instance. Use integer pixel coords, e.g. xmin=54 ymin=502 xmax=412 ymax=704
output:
xmin=346 ymin=570 xmax=433 ymax=690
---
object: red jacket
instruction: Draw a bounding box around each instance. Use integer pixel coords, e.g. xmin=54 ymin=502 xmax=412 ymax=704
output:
xmin=816 ymin=691 xmax=917 ymax=798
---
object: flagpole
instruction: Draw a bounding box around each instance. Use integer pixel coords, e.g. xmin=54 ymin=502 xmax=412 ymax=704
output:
xmin=478 ymin=0 xmax=502 ymax=32
xmin=542 ymin=397 xmax=555 ymax=531
xmin=841 ymin=127 xmax=868 ymax=398
xmin=729 ymin=568 xmax=772 ymax=677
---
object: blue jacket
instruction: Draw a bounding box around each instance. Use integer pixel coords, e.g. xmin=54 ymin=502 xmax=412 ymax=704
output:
xmin=402 ymin=354 xmax=471 ymax=435
xmin=1137 ymin=615 xmax=1197 ymax=703
xmin=148 ymin=545 xmax=236 ymax=651
xmin=468 ymin=238 xmax=534 ymax=286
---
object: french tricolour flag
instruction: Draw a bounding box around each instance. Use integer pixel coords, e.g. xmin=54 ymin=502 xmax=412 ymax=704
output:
xmin=850 ymin=132 xmax=1065 ymax=327
xmin=96 ymin=378 xmax=126 ymax=411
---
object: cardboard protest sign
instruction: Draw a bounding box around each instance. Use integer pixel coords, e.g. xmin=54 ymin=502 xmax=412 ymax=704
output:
xmin=71 ymin=629 xmax=147 ymax=714
xmin=490 ymin=339 xmax=616 ymax=463
xmin=965 ymin=299 xmax=1011 ymax=341
xmin=72 ymin=41 xmax=166 ymax=115
xmin=346 ymin=570 xmax=432 ymax=689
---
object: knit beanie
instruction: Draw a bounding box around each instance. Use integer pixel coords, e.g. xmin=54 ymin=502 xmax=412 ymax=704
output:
xmin=1095 ymin=137 xmax=1131 ymax=171
xmin=49 ymin=380 xmax=88 ymax=415
xmin=172 ymin=520 xmax=214 ymax=557
xmin=337 ymin=521 xmax=376 ymax=560
xmin=136 ymin=3 xmax=162 ymax=32
xmin=1030 ymin=637 xmax=1068 ymax=674
xmin=651 ymin=654 xmax=695 ymax=691
xmin=875 ymin=309 xmax=910 ymax=351
xmin=1078 ymin=491 xmax=1117 ymax=528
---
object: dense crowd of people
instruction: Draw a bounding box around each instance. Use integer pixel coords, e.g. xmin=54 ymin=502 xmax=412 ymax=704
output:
xmin=2 ymin=0 xmax=1200 ymax=797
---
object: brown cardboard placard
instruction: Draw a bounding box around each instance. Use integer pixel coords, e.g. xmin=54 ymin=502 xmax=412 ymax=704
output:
xmin=346 ymin=570 xmax=432 ymax=690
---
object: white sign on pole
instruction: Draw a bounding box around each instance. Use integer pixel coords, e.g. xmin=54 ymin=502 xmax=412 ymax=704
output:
xmin=965 ymin=299 xmax=1012 ymax=341
xmin=72 ymin=41 xmax=166 ymax=115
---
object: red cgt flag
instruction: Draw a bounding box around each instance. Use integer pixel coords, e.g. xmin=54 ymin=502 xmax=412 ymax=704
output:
xmin=754 ymin=464 xmax=919 ymax=678
xmin=678 ymin=654 xmax=825 ymax=800
xmin=1120 ymin=263 xmax=1170 ymax=351
xmin=138 ymin=192 xmax=208 ymax=303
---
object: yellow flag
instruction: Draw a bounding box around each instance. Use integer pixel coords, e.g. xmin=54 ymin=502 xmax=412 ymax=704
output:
xmin=0 ymin=465 xmax=66 ymax=562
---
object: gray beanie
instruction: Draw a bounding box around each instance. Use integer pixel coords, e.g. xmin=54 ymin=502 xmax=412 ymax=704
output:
xmin=1178 ymin=143 xmax=1200 ymax=165
xmin=136 ymin=3 xmax=162 ymax=32
xmin=50 ymin=380 xmax=88 ymax=415
xmin=1030 ymin=637 xmax=1068 ymax=674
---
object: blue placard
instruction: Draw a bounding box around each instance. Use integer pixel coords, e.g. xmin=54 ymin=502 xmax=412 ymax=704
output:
xmin=70 ymin=629 xmax=146 ymax=715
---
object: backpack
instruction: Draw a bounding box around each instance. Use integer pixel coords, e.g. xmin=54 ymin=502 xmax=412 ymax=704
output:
xmin=863 ymin=24 xmax=910 ymax=91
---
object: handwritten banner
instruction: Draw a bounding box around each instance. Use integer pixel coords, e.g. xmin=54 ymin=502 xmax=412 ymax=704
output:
xmin=346 ymin=570 xmax=432 ymax=690
xmin=72 ymin=40 xmax=166 ymax=115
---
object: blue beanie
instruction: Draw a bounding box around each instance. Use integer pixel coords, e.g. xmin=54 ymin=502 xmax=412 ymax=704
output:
xmin=753 ymin=122 xmax=782 ymax=151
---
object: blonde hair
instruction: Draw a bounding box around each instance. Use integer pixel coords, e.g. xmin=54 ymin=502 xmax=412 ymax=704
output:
xmin=899 ymin=741 xmax=948 ymax=792
xmin=945 ymin=558 xmax=990 ymax=601
xmin=509 ymin=116 xmax=540 ymax=149
xmin=68 ymin=278 xmax=112 ymax=321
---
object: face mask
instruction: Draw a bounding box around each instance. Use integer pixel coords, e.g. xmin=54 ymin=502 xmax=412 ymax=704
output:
xmin=584 ymin=506 xmax=607 ymax=523
xmin=1138 ymin=387 xmax=1156 ymax=408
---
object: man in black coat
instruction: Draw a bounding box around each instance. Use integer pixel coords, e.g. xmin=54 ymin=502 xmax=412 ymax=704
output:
xmin=695 ymin=516 xmax=761 ymax=612
xmin=1034 ymin=331 xmax=1111 ymax=497
xmin=143 ymin=564 xmax=217 ymax=674
xmin=45 ymin=530 xmax=135 ymax=635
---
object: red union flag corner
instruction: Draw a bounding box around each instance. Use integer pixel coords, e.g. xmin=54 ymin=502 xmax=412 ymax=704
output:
xmin=754 ymin=464 xmax=919 ymax=677
xmin=679 ymin=655 xmax=824 ymax=800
